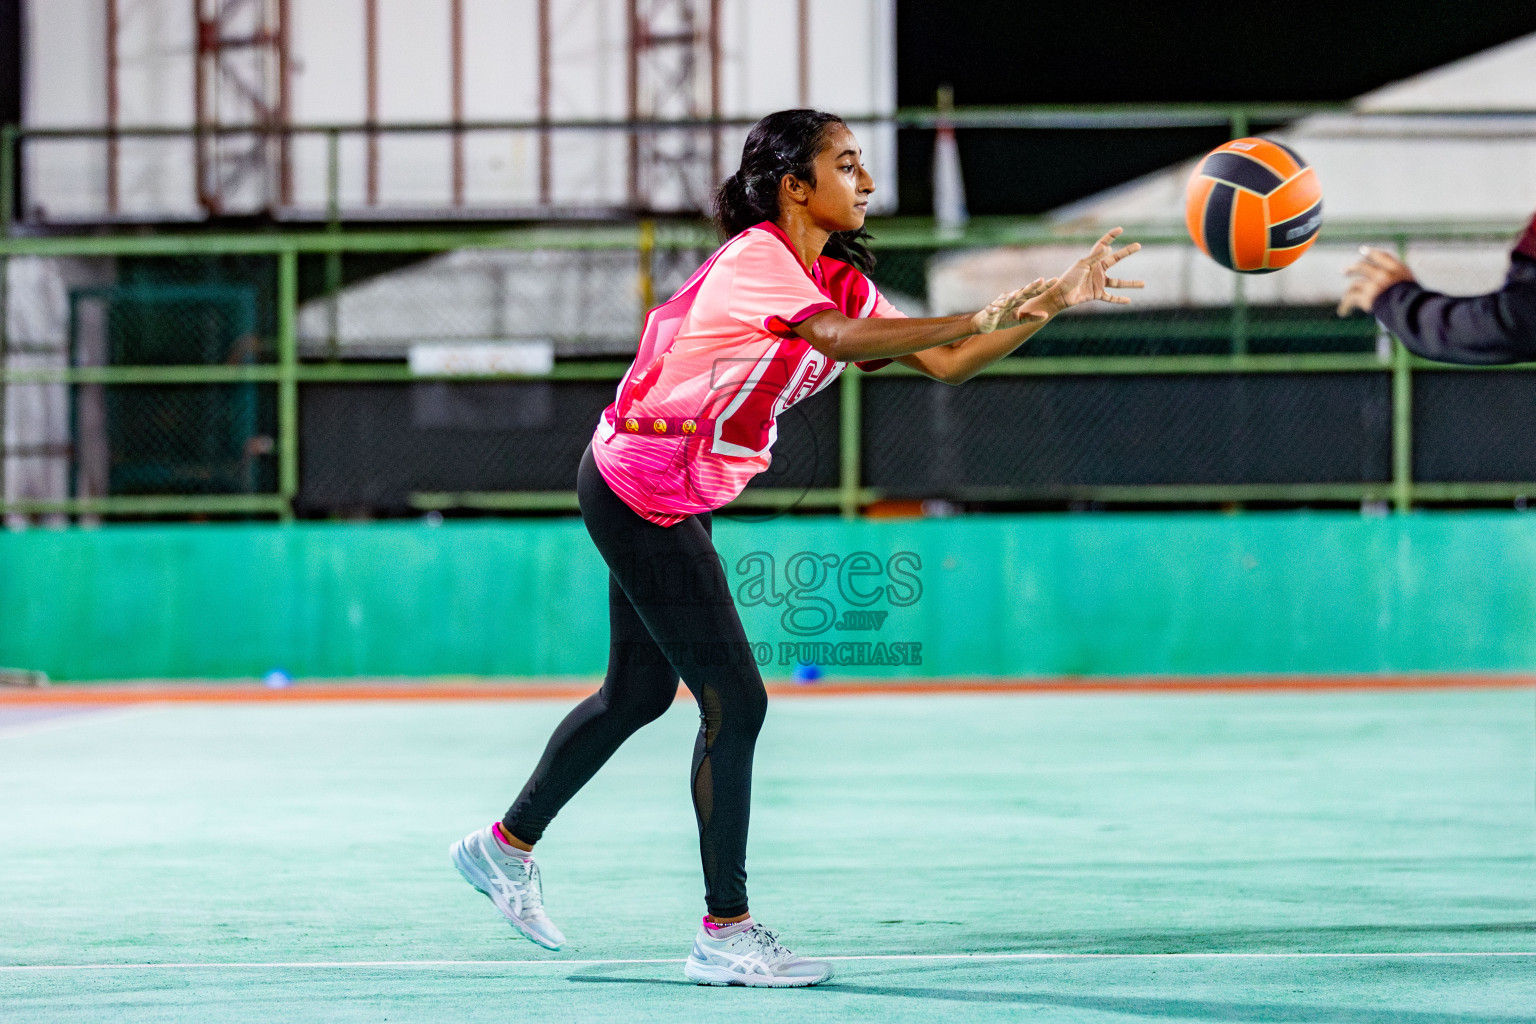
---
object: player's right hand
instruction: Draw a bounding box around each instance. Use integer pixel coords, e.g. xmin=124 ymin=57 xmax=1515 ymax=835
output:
xmin=971 ymin=278 xmax=1057 ymax=334
xmin=1337 ymin=246 xmax=1415 ymax=317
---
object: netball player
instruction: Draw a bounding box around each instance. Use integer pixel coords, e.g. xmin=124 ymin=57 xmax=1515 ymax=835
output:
xmin=451 ymin=109 xmax=1144 ymax=987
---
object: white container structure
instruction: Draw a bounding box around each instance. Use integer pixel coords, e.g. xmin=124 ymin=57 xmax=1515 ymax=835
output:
xmin=22 ymin=0 xmax=898 ymax=223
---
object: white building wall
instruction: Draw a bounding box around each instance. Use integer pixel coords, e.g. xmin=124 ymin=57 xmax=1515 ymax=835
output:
xmin=716 ymin=0 xmax=897 ymax=214
xmin=22 ymin=0 xmax=897 ymax=221
xmin=3 ymin=257 xmax=116 ymax=519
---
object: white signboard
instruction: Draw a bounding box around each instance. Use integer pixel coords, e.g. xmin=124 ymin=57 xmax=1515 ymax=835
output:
xmin=407 ymin=340 xmax=555 ymax=376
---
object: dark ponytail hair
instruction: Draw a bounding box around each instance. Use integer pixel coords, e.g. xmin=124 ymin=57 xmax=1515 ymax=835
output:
xmin=714 ymin=109 xmax=875 ymax=274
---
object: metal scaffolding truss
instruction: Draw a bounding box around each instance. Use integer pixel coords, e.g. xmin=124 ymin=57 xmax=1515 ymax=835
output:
xmin=83 ymin=0 xmax=815 ymax=221
xmin=191 ymin=0 xmax=290 ymax=216
xmin=627 ymin=0 xmax=720 ymax=213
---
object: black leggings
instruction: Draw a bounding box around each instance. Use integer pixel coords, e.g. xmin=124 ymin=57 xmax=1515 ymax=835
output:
xmin=503 ymin=442 xmax=767 ymax=918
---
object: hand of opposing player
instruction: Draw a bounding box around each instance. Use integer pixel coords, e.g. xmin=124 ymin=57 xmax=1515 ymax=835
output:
xmin=970 ymin=277 xmax=1058 ymax=334
xmin=1045 ymin=227 xmax=1145 ymax=312
xmin=1337 ymin=246 xmax=1415 ymax=316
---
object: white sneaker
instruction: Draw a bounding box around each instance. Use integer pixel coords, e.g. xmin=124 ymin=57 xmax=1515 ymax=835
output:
xmin=449 ymin=823 xmax=565 ymax=950
xmin=683 ymin=917 xmax=833 ymax=987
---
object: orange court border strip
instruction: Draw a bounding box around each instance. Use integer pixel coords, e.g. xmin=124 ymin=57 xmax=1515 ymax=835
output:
xmin=1 ymin=674 xmax=1534 ymax=705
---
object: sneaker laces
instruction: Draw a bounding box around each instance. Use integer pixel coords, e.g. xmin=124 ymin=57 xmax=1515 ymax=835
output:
xmin=743 ymin=924 xmax=793 ymax=964
xmin=488 ymin=851 xmax=545 ymax=916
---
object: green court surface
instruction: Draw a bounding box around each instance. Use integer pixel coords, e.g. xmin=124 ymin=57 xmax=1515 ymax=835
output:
xmin=2 ymin=688 xmax=1534 ymax=1023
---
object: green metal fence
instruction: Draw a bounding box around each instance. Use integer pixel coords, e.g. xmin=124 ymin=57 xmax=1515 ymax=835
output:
xmin=3 ymin=218 xmax=1532 ymax=522
xmin=3 ymin=106 xmax=1534 ymax=522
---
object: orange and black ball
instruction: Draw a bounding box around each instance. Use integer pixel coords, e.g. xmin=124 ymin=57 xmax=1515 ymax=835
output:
xmin=1185 ymin=138 xmax=1322 ymax=274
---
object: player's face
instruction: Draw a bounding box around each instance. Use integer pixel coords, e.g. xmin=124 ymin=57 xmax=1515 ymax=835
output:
xmin=805 ymin=124 xmax=875 ymax=233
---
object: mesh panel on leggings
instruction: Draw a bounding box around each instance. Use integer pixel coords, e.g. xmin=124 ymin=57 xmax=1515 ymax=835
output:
xmin=862 ymin=373 xmax=1392 ymax=493
xmin=1413 ymin=371 xmax=1536 ymax=482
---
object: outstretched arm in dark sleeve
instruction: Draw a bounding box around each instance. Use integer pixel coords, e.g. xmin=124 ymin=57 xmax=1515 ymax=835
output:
xmin=1339 ymin=222 xmax=1536 ymax=365
xmin=1376 ymin=255 xmax=1536 ymax=364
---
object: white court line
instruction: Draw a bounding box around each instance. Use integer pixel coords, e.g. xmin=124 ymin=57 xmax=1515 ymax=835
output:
xmin=4 ymin=952 xmax=1535 ymax=972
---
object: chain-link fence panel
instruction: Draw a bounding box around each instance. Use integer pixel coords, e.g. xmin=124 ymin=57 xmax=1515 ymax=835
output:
xmin=86 ymin=383 xmax=276 ymax=496
xmin=297 ymin=377 xmax=840 ymax=515
xmin=650 ymin=245 xmax=715 ymax=307
xmin=871 ymin=241 xmax=1396 ymax=354
xmin=866 ymin=248 xmax=932 ymax=314
xmin=863 ymin=373 xmax=1393 ymax=494
xmin=5 ymin=229 xmax=1534 ymax=522
xmin=297 ymin=381 xmax=613 ymax=512
xmin=737 ymin=391 xmax=842 ymax=492
xmin=1413 ymin=371 xmax=1536 ymax=483
xmin=108 ymin=256 xmax=279 ymax=363
xmin=296 ymin=246 xmax=712 ymax=360
xmin=3 ymin=255 xmax=280 ymax=517
xmin=1017 ymin=307 xmax=1379 ymax=358
xmin=75 ymin=259 xmax=277 ymax=500
xmin=917 ymin=236 xmax=1516 ymax=357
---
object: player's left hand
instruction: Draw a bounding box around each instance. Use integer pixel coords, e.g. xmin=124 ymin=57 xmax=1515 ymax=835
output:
xmin=1045 ymin=227 xmax=1145 ymax=312
xmin=1337 ymin=246 xmax=1415 ymax=316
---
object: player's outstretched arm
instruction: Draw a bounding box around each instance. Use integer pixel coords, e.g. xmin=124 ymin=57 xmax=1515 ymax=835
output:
xmin=1340 ymin=245 xmax=1536 ymax=365
xmin=895 ymin=227 xmax=1145 ymax=385
xmin=793 ymin=277 xmax=1057 ymax=364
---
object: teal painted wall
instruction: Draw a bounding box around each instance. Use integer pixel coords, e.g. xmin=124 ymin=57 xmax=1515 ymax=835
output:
xmin=2 ymin=514 xmax=1534 ymax=680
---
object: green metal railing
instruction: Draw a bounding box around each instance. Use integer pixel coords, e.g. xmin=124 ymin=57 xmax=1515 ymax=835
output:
xmin=4 ymin=104 xmax=1536 ymax=521
xmin=8 ymin=100 xmax=1531 ymax=229
xmin=1 ymin=218 xmax=1531 ymax=522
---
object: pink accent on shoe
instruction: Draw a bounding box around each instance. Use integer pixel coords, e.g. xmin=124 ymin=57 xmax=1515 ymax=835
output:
xmin=702 ymin=915 xmax=754 ymax=937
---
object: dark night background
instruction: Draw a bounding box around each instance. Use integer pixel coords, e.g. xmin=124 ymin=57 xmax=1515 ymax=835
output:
xmin=0 ymin=0 xmax=18 ymax=130
xmin=895 ymin=0 xmax=1536 ymax=215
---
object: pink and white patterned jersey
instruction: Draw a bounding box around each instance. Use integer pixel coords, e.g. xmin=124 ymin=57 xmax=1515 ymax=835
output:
xmin=593 ymin=221 xmax=905 ymax=526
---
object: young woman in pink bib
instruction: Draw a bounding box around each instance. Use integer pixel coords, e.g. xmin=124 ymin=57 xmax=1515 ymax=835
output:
xmin=451 ymin=108 xmax=1143 ymax=987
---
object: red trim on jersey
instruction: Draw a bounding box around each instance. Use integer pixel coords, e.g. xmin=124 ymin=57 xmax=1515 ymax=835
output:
xmin=754 ymin=221 xmax=895 ymax=372
xmin=764 ymin=302 xmax=838 ymax=338
xmin=1516 ymin=211 xmax=1536 ymax=261
xmin=594 ymin=222 xmax=900 ymax=525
